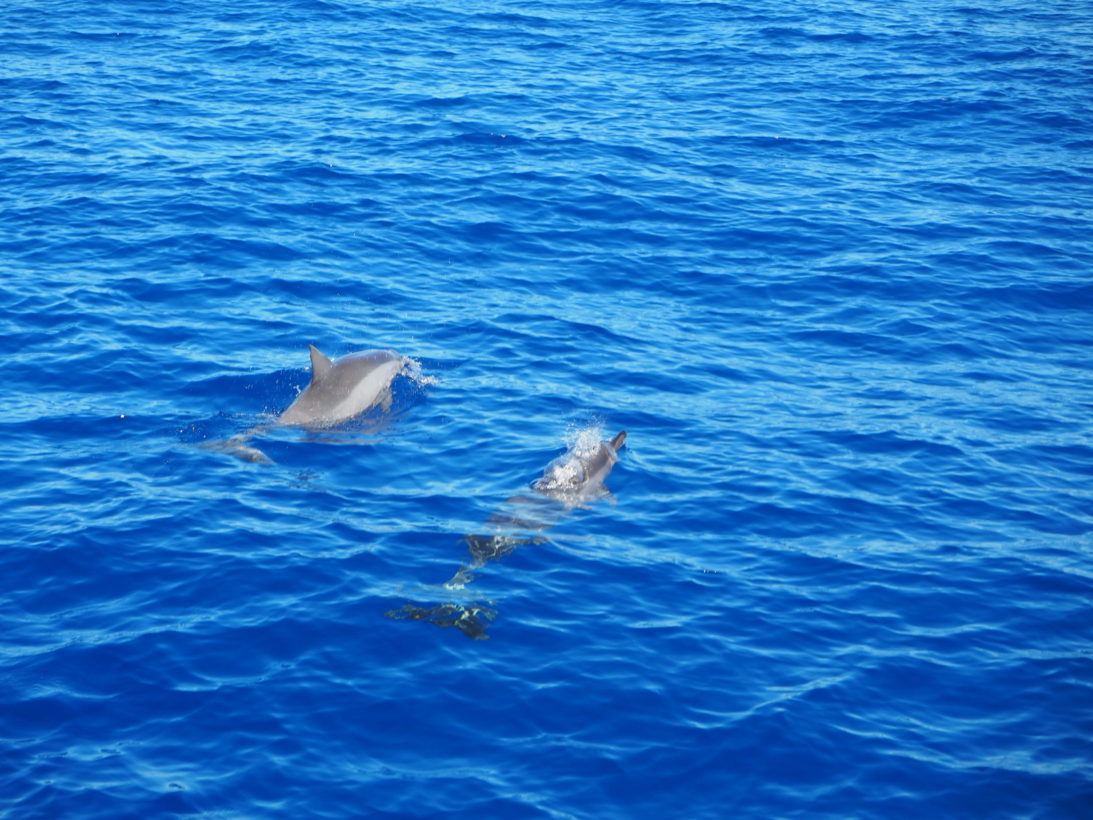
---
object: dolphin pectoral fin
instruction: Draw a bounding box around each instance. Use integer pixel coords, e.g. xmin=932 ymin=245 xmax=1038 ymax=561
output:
xmin=308 ymin=344 xmax=334 ymax=382
xmin=385 ymin=602 xmax=496 ymax=640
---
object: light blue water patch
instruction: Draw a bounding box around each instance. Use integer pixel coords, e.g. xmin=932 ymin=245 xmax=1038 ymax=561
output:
xmin=2 ymin=0 xmax=1091 ymax=817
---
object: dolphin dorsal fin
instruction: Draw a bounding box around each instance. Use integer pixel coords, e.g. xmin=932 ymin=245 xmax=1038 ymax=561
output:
xmin=308 ymin=344 xmax=334 ymax=382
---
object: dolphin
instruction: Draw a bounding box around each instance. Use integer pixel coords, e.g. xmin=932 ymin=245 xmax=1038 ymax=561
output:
xmin=464 ymin=429 xmax=629 ymax=562
xmin=279 ymin=344 xmax=406 ymax=427
xmin=387 ymin=429 xmax=628 ymax=639
xmin=211 ymin=344 xmax=409 ymax=463
xmin=532 ymin=430 xmax=627 ymax=504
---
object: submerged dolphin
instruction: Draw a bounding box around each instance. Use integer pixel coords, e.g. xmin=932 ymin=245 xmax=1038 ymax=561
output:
xmin=212 ymin=344 xmax=409 ymax=463
xmin=464 ymin=430 xmax=628 ymax=562
xmin=388 ymin=429 xmax=628 ymax=639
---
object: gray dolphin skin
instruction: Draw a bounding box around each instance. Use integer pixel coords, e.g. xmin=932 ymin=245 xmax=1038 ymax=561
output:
xmin=462 ymin=429 xmax=629 ymax=564
xmin=211 ymin=344 xmax=407 ymax=464
xmin=387 ymin=429 xmax=628 ymax=640
xmin=532 ymin=430 xmax=627 ymax=503
xmin=279 ymin=344 xmax=406 ymax=427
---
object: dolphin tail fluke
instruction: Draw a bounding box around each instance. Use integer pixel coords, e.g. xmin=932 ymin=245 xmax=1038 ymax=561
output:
xmin=202 ymin=433 xmax=275 ymax=465
xmin=385 ymin=602 xmax=496 ymax=640
xmin=229 ymin=442 xmax=274 ymax=465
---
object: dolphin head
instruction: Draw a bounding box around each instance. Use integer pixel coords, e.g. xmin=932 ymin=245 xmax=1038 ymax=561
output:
xmin=532 ymin=430 xmax=627 ymax=502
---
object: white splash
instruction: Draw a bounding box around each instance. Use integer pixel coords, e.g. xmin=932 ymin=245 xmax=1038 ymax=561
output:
xmin=402 ymin=356 xmax=439 ymax=386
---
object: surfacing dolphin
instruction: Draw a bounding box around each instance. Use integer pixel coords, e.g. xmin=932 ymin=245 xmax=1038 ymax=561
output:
xmin=387 ymin=429 xmax=628 ymax=640
xmin=280 ymin=345 xmax=406 ymax=427
xmin=212 ymin=344 xmax=410 ymax=464
xmin=464 ymin=429 xmax=628 ymax=563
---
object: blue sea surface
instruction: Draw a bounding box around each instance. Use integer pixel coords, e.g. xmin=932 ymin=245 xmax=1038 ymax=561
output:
xmin=2 ymin=0 xmax=1092 ymax=817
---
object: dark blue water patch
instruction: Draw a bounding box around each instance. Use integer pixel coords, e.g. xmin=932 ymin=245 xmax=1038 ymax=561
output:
xmin=182 ymin=369 xmax=301 ymax=417
xmin=3 ymin=0 xmax=1093 ymax=817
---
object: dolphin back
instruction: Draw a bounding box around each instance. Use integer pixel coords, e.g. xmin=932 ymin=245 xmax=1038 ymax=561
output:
xmin=279 ymin=346 xmax=405 ymax=427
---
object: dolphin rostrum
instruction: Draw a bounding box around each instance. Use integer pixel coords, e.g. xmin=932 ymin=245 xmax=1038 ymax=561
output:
xmin=211 ymin=344 xmax=409 ymax=464
xmin=387 ymin=429 xmax=628 ymax=639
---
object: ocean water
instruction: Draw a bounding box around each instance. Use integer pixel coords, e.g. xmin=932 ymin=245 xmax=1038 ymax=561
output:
xmin=2 ymin=0 xmax=1092 ymax=816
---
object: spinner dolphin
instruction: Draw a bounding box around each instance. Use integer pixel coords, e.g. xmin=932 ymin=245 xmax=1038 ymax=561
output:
xmin=279 ymin=344 xmax=406 ymax=427
xmin=210 ymin=343 xmax=410 ymax=464
xmin=388 ymin=429 xmax=629 ymax=639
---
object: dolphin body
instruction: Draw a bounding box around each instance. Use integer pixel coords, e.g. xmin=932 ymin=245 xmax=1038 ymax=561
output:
xmin=215 ymin=344 xmax=408 ymax=464
xmin=279 ymin=344 xmax=406 ymax=427
xmin=533 ymin=430 xmax=628 ymax=504
xmin=388 ymin=430 xmax=628 ymax=639
xmin=465 ymin=430 xmax=628 ymax=563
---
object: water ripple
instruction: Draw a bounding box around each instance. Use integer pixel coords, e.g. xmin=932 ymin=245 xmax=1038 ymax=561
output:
xmin=2 ymin=0 xmax=1092 ymax=817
